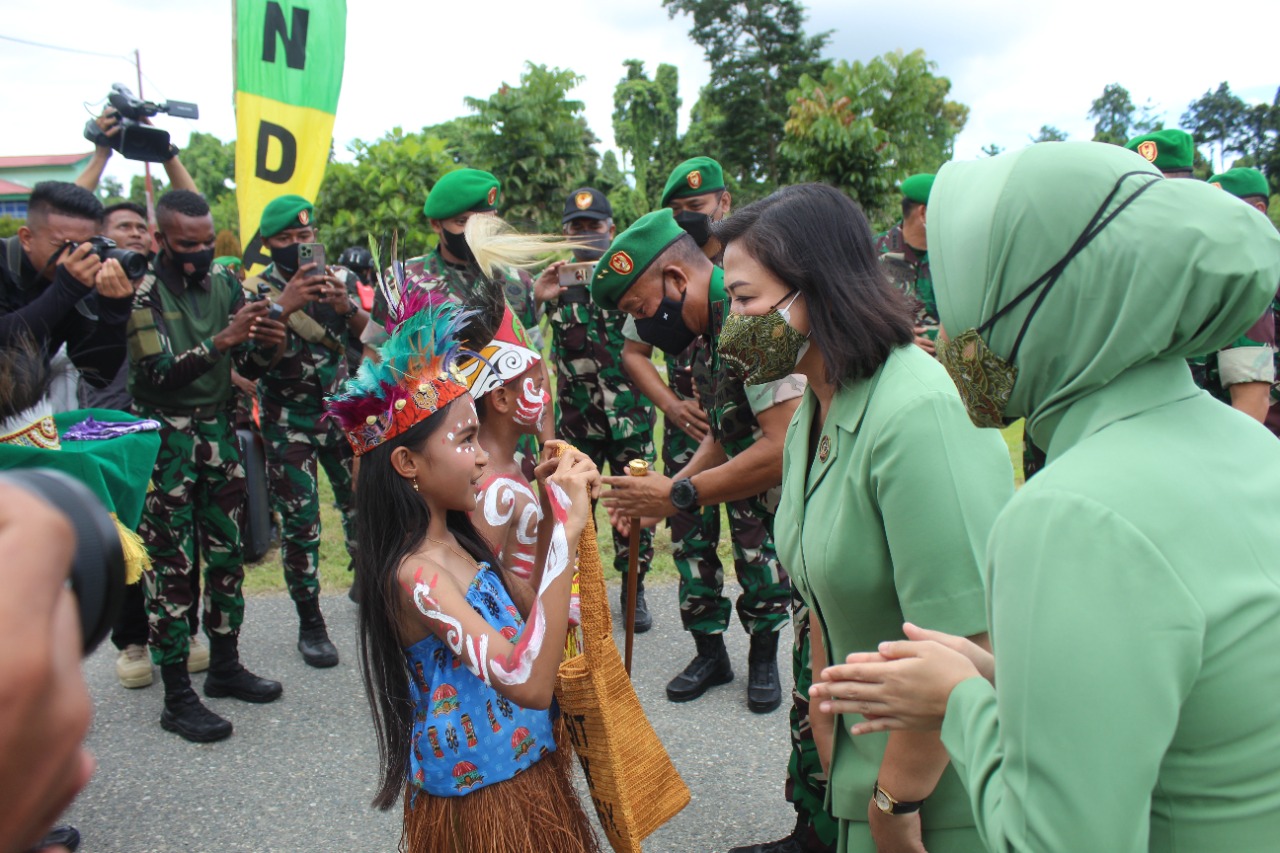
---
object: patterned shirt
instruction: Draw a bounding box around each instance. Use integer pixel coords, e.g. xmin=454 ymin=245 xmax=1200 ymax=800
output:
xmin=875 ymin=224 xmax=937 ymax=338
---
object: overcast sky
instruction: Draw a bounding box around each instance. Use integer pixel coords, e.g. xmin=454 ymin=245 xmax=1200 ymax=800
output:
xmin=1 ymin=0 xmax=1275 ymax=190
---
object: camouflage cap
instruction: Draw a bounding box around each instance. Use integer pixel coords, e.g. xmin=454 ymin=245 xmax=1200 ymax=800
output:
xmin=591 ymin=209 xmax=687 ymax=311
xmin=1125 ymin=130 xmax=1195 ymax=172
xmin=423 ymin=169 xmax=501 ymax=220
xmin=900 ymin=173 xmax=935 ymax=204
xmin=661 ymin=157 xmax=725 ymax=207
xmin=1209 ymin=167 xmax=1270 ymax=200
xmin=260 ymin=195 xmax=314 ymax=238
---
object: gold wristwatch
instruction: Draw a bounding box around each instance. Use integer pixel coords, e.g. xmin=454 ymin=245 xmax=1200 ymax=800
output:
xmin=872 ymin=780 xmax=924 ymax=815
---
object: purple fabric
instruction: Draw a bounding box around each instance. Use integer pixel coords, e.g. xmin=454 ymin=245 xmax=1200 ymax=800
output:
xmin=63 ymin=416 xmax=161 ymax=442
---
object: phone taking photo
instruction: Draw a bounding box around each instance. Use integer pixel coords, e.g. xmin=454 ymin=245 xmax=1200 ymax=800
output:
xmin=298 ymin=242 xmax=326 ymax=276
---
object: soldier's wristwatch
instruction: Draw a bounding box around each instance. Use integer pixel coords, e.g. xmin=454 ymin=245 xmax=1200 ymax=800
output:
xmin=669 ymin=477 xmax=699 ymax=512
xmin=872 ymin=781 xmax=924 ymax=815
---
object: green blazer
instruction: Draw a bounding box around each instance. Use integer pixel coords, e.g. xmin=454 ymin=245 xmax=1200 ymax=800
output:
xmin=776 ymin=344 xmax=1013 ymax=835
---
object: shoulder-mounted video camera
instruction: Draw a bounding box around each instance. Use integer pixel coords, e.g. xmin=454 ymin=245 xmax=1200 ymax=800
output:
xmin=83 ymin=83 xmax=199 ymax=163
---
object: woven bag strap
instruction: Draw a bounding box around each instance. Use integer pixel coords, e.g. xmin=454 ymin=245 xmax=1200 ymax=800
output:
xmin=556 ymin=444 xmax=611 ymax=657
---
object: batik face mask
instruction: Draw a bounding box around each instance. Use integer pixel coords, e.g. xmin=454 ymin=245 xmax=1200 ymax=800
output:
xmin=937 ymin=170 xmax=1160 ymax=429
xmin=719 ymin=290 xmax=809 ymax=385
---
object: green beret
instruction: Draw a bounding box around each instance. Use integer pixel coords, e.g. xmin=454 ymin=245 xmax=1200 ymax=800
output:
xmin=1209 ymin=167 xmax=1270 ymax=200
xmin=1125 ymin=130 xmax=1195 ymax=172
xmin=423 ymin=169 xmax=501 ymax=220
xmin=213 ymin=255 xmax=242 ymax=269
xmin=260 ymin=195 xmax=315 ymax=238
xmin=900 ymin=173 xmax=935 ymax=204
xmin=661 ymin=157 xmax=725 ymax=208
xmin=591 ymin=209 xmax=687 ymax=311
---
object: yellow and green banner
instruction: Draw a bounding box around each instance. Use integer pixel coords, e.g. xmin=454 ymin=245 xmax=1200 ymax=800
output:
xmin=235 ymin=0 xmax=346 ymax=275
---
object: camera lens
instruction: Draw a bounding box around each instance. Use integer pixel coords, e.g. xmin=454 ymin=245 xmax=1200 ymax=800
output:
xmin=106 ymin=248 xmax=150 ymax=280
xmin=0 ymin=470 xmax=126 ymax=656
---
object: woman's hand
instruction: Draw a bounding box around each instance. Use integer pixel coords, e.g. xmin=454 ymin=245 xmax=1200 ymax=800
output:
xmin=545 ymin=450 xmax=600 ymax=538
xmin=902 ymin=623 xmax=993 ymax=685
xmin=810 ymin=637 xmax=981 ymax=735
xmin=868 ymin=802 xmax=927 ymax=853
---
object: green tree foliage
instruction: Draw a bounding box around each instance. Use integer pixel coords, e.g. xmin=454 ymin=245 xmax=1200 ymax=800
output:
xmin=1031 ymin=125 xmax=1068 ymax=143
xmin=980 ymin=143 xmax=1005 ymax=158
xmin=97 ymin=176 xmax=125 ymax=203
xmin=462 ymin=63 xmax=599 ymax=232
xmin=664 ymin=0 xmax=830 ymax=197
xmin=612 ymin=60 xmax=682 ymax=206
xmin=0 ymin=217 xmax=21 ymax=239
xmin=780 ymin=49 xmax=968 ymax=226
xmin=180 ymin=132 xmax=239 ymax=235
xmin=316 ymin=128 xmax=458 ymax=257
xmin=1181 ymin=82 xmax=1249 ymax=172
xmin=596 ymin=150 xmax=648 ymax=230
xmin=1089 ymin=83 xmax=1137 ymax=145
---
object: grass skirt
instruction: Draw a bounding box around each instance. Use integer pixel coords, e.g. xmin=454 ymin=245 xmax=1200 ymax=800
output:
xmin=400 ymin=717 xmax=599 ymax=853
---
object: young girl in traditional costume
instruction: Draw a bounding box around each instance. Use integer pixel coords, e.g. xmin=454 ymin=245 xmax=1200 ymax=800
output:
xmin=328 ymin=252 xmax=601 ymax=851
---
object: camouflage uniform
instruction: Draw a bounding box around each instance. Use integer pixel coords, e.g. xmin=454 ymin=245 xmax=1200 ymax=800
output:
xmin=627 ymin=271 xmax=795 ymax=637
xmin=547 ymin=287 xmax=656 ymax=577
xmin=787 ymin=590 xmax=837 ymax=851
xmin=1189 ymin=307 xmax=1276 ymax=406
xmin=875 ymin=224 xmax=937 ymax=339
xmin=250 ymin=262 xmax=360 ymax=601
xmin=127 ymin=260 xmax=275 ymax=666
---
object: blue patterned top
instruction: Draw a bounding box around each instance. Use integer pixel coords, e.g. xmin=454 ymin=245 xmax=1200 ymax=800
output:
xmin=404 ymin=563 xmax=557 ymax=798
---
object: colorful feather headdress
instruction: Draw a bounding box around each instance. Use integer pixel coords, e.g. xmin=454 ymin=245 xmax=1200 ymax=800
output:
xmin=326 ymin=242 xmax=478 ymax=457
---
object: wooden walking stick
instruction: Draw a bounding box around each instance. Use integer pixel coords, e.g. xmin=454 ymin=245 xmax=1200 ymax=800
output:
xmin=624 ymin=459 xmax=649 ymax=676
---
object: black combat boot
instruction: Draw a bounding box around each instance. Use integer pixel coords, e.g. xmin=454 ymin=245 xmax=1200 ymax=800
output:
xmin=203 ymin=633 xmax=283 ymax=703
xmin=26 ymin=824 xmax=81 ymax=853
xmin=296 ymin=596 xmax=339 ymax=668
xmin=619 ymin=577 xmax=652 ymax=634
xmin=159 ymin=663 xmax=232 ymax=742
xmin=666 ymin=632 xmax=734 ymax=702
xmin=747 ymin=629 xmax=782 ymax=713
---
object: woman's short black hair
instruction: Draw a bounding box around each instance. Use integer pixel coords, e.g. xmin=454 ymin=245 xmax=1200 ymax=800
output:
xmin=713 ymin=183 xmax=914 ymax=387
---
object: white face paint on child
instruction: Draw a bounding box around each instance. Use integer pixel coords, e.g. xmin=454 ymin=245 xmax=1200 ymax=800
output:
xmin=513 ymin=377 xmax=549 ymax=430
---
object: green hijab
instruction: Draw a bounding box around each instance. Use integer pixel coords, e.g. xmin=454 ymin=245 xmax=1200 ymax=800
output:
xmin=930 ymin=142 xmax=1280 ymax=447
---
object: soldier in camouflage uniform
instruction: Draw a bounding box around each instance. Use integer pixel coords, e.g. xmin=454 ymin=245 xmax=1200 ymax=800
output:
xmin=359 ymin=169 xmax=547 ymax=478
xmin=252 ymin=195 xmax=370 ymax=667
xmin=128 ymin=190 xmax=286 ymax=743
xmin=594 ymin=209 xmax=798 ymax=715
xmin=533 ymin=187 xmax=657 ymax=628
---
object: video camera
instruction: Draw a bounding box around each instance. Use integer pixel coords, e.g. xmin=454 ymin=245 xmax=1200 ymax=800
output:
xmin=83 ymin=83 xmax=200 ymax=163
xmin=73 ymin=236 xmax=149 ymax=280
xmin=0 ymin=470 xmax=126 ymax=656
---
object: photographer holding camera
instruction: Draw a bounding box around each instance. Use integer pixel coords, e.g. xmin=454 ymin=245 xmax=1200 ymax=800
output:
xmin=0 ymin=182 xmax=134 ymax=388
xmin=127 ymin=189 xmax=288 ymax=743
xmin=75 ymin=87 xmax=200 ymax=199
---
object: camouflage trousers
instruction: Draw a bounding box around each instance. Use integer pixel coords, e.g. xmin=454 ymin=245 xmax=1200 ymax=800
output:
xmin=787 ymin=591 xmax=838 ymax=851
xmin=135 ymin=407 xmax=247 ymax=666
xmin=664 ymin=423 xmax=791 ymax=636
xmin=261 ymin=410 xmax=357 ymax=602
xmin=575 ymin=430 xmax=656 ymax=578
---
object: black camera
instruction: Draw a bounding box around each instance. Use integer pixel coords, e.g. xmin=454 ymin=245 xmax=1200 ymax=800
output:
xmin=83 ymin=84 xmax=200 ymax=163
xmin=74 ymin=236 xmax=149 ymax=280
xmin=0 ymin=470 xmax=126 ymax=656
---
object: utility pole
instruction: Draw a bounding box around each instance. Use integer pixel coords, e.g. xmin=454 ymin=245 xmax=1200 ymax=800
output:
xmin=135 ymin=48 xmax=156 ymax=227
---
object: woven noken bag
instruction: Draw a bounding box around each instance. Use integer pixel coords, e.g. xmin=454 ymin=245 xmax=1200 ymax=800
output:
xmin=554 ymin=449 xmax=691 ymax=852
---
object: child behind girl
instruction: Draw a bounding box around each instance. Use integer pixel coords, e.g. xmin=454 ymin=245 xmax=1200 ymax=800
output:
xmin=328 ymin=290 xmax=601 ymax=853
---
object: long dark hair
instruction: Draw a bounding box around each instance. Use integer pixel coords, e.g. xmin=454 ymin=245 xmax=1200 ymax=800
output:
xmin=713 ymin=183 xmax=913 ymax=387
xmin=354 ymin=397 xmax=500 ymax=810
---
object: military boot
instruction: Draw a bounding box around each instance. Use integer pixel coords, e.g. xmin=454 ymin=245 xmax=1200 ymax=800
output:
xmin=747 ymin=629 xmax=782 ymax=713
xmin=203 ymin=633 xmax=283 ymax=703
xmin=666 ymin=632 xmax=734 ymax=702
xmin=619 ymin=577 xmax=652 ymax=634
xmin=296 ymin=596 xmax=339 ymax=668
xmin=159 ymin=664 xmax=232 ymax=743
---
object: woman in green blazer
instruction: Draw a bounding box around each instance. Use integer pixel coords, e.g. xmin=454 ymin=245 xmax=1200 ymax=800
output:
xmin=715 ymin=183 xmax=1014 ymax=853
xmin=812 ymin=143 xmax=1280 ymax=852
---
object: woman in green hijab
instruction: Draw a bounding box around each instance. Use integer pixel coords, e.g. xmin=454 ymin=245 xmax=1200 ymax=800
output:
xmin=716 ymin=183 xmax=1014 ymax=853
xmin=811 ymin=142 xmax=1280 ymax=851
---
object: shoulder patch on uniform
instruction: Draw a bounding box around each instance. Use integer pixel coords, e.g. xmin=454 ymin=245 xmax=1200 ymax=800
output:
xmin=1137 ymin=140 xmax=1158 ymax=162
xmin=608 ymin=251 xmax=634 ymax=275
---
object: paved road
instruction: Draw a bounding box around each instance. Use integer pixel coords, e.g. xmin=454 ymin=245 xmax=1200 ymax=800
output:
xmin=65 ymin=580 xmax=795 ymax=852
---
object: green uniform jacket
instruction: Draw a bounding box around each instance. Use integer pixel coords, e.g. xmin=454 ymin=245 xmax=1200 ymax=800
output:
xmin=942 ymin=360 xmax=1280 ymax=852
xmin=775 ymin=344 xmax=1013 ymax=834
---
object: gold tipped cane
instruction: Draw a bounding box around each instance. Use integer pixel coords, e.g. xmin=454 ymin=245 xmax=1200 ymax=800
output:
xmin=624 ymin=459 xmax=649 ymax=676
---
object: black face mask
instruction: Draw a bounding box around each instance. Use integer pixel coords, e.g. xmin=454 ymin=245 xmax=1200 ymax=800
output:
xmin=440 ymin=228 xmax=476 ymax=266
xmin=269 ymin=242 xmax=301 ymax=277
xmin=673 ymin=210 xmax=713 ymax=247
xmin=634 ymin=284 xmax=697 ymax=355
xmin=571 ymin=232 xmax=611 ymax=262
xmin=162 ymin=238 xmax=214 ymax=285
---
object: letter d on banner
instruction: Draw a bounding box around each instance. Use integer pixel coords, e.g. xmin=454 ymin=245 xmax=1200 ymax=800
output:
xmin=235 ymin=0 xmax=346 ymax=276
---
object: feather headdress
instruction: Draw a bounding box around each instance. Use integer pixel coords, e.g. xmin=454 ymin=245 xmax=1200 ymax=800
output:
xmin=327 ymin=237 xmax=478 ymax=456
